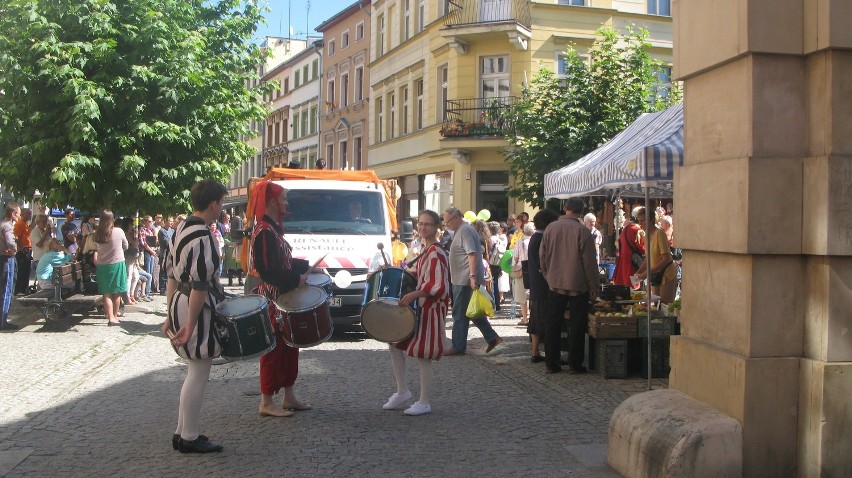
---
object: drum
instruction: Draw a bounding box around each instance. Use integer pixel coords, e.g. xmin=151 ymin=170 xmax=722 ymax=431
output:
xmin=362 ymin=267 xmax=417 ymax=304
xmin=305 ymin=272 xmax=332 ymax=289
xmin=360 ymin=298 xmax=418 ymax=343
xmin=275 ymin=285 xmax=333 ymax=348
xmin=214 ymin=294 xmax=276 ymax=361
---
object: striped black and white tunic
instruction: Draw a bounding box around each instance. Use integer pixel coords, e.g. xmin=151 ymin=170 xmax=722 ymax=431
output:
xmin=166 ymin=215 xmax=222 ymax=360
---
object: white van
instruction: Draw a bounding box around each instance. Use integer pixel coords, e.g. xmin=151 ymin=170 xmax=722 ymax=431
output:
xmin=244 ymin=171 xmax=396 ymax=327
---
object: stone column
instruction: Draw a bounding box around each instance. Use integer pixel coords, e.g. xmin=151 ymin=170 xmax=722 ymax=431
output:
xmin=608 ymin=1 xmax=852 ymax=476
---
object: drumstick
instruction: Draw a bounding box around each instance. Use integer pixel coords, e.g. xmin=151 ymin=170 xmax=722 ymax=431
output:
xmin=377 ymin=242 xmax=390 ymax=268
xmin=306 ymin=253 xmax=329 ymax=275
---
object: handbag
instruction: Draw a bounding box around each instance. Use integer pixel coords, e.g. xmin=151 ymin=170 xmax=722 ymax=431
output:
xmin=649 ymin=262 xmax=672 ymax=286
xmin=521 ymin=260 xmax=530 ymax=289
xmin=631 ymin=252 xmax=644 ymax=269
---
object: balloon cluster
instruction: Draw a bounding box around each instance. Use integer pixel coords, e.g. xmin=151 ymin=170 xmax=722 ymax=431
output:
xmin=463 ymin=209 xmax=491 ymax=222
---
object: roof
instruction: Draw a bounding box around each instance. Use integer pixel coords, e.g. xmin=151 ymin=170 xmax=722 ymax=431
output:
xmin=544 ymin=102 xmax=683 ymax=199
xmin=315 ymin=0 xmax=370 ymax=32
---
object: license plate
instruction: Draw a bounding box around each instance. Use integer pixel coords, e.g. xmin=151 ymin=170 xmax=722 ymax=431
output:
xmin=329 ymin=297 xmax=342 ymax=307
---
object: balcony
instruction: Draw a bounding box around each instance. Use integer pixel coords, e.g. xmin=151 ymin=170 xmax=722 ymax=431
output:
xmin=445 ymin=0 xmax=531 ymax=29
xmin=439 ymin=97 xmax=517 ymax=139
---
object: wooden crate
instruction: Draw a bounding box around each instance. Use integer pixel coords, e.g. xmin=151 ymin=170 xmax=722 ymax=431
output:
xmin=588 ymin=314 xmax=637 ymax=339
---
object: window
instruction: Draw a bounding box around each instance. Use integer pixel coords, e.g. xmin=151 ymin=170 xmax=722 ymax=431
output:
xmin=558 ymin=0 xmax=585 ymax=5
xmin=402 ymin=86 xmax=409 ymax=135
xmin=310 ymin=106 xmax=317 ymax=134
xmin=353 ymin=137 xmax=362 ymax=170
xmin=356 ymin=22 xmax=364 ymax=41
xmin=417 ymin=0 xmax=425 ymax=33
xmin=480 ymin=56 xmax=510 ymax=98
xmin=416 ymin=79 xmax=424 ymax=130
xmin=342 ymin=31 xmax=350 ymax=49
xmin=328 ymin=40 xmax=336 ymax=56
xmin=389 ymin=92 xmax=396 ymax=139
xmin=556 ymin=54 xmax=568 ymax=77
xmin=295 ymin=70 xmax=301 ymax=88
xmin=302 ymin=65 xmax=309 ymax=83
xmin=439 ymin=66 xmax=448 ymax=121
xmin=283 ymin=77 xmax=290 ymax=93
xmin=378 ymin=14 xmax=385 ymax=56
xmin=376 ymin=97 xmax=384 ymax=142
xmin=267 ymin=123 xmax=273 ymax=146
xmin=355 ymin=67 xmax=364 ymax=102
xmin=274 ymin=122 xmax=280 ymax=145
xmin=292 ymin=113 xmax=299 ymax=138
xmin=651 ymin=66 xmax=673 ymax=103
xmin=340 ymin=140 xmax=348 ymax=169
xmin=328 ymin=79 xmax=336 ymax=111
xmin=312 ymin=59 xmax=318 ymax=79
xmin=648 ymin=0 xmax=671 ymax=16
xmin=301 ymin=110 xmax=308 ymax=137
xmin=403 ymin=0 xmax=410 ymax=42
xmin=341 ymin=73 xmax=349 ymax=107
xmin=326 ymin=144 xmax=334 ymax=169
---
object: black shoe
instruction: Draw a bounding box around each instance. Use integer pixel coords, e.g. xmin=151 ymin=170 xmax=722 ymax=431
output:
xmin=531 ymin=355 xmax=544 ymax=364
xmin=545 ymin=366 xmax=562 ymax=374
xmin=0 ymin=323 xmax=20 ymax=331
xmin=173 ymin=434 xmax=209 ymax=450
xmin=178 ymin=436 xmax=221 ymax=453
xmin=568 ymin=366 xmax=588 ymax=374
xmin=559 ymin=359 xmax=569 ymax=366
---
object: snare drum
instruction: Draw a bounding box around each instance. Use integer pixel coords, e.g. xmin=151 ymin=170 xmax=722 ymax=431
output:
xmin=362 ymin=267 xmax=416 ymax=304
xmin=275 ymin=285 xmax=333 ymax=348
xmin=305 ymin=272 xmax=332 ymax=289
xmin=214 ymin=295 xmax=276 ymax=361
xmin=360 ymin=298 xmax=418 ymax=343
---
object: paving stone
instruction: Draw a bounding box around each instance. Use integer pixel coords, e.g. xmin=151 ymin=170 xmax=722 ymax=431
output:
xmin=0 ymin=293 xmax=666 ymax=476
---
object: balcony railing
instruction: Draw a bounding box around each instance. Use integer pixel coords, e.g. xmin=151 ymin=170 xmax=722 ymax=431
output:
xmin=445 ymin=0 xmax=531 ymax=29
xmin=440 ymin=97 xmax=517 ymax=138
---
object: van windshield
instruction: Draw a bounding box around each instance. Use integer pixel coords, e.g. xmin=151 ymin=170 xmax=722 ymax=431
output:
xmin=283 ymin=189 xmax=387 ymax=235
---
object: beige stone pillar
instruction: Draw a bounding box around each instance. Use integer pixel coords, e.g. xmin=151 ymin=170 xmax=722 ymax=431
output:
xmin=667 ymin=0 xmax=852 ymax=476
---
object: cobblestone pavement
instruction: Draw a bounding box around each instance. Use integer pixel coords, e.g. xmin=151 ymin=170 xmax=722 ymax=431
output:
xmin=0 ymin=288 xmax=667 ymax=477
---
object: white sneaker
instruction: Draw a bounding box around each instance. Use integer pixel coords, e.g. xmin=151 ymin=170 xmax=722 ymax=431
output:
xmin=403 ymin=401 xmax=432 ymax=416
xmin=382 ymin=390 xmax=412 ymax=410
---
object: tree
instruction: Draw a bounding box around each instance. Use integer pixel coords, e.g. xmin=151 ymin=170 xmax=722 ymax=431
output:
xmin=0 ymin=0 xmax=272 ymax=213
xmin=503 ymin=27 xmax=681 ymax=209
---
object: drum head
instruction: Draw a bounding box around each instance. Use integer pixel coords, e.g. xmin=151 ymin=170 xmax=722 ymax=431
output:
xmin=305 ymin=273 xmax=331 ymax=287
xmin=361 ymin=298 xmax=417 ymax=343
xmin=215 ymin=294 xmax=267 ymax=319
xmin=276 ymin=285 xmax=328 ymax=312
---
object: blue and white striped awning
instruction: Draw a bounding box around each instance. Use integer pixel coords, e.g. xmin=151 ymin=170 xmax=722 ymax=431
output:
xmin=544 ymin=103 xmax=683 ymax=199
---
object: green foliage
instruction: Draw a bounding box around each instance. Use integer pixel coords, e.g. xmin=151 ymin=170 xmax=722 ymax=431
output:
xmin=502 ymin=26 xmax=681 ymax=209
xmin=0 ymin=0 xmax=272 ymax=213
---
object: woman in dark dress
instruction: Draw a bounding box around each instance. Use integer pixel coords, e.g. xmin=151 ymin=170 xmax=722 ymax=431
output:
xmin=527 ymin=209 xmax=559 ymax=363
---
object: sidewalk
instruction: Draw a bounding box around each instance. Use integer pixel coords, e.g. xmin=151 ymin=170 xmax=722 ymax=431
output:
xmin=0 ymin=290 xmax=665 ymax=477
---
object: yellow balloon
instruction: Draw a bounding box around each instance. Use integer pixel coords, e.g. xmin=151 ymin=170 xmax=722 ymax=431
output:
xmin=477 ymin=209 xmax=491 ymax=221
xmin=464 ymin=210 xmax=477 ymax=222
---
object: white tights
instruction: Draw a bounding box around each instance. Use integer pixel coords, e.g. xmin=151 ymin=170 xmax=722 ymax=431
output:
xmin=389 ymin=346 xmax=433 ymax=405
xmin=174 ymin=358 xmax=212 ymax=441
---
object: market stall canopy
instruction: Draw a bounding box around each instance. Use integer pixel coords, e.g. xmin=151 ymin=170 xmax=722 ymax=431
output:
xmin=544 ymin=102 xmax=683 ymax=199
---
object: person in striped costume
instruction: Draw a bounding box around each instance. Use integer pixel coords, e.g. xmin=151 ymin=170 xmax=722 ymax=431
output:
xmin=249 ymin=180 xmax=312 ymax=418
xmin=163 ymin=179 xmax=227 ymax=453
xmin=382 ymin=210 xmax=450 ymax=416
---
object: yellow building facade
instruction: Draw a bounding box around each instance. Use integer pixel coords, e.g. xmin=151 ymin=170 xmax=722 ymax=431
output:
xmin=367 ymin=0 xmax=672 ymax=222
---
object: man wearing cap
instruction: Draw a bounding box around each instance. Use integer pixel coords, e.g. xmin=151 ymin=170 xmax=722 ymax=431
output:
xmin=249 ymin=180 xmax=312 ymax=417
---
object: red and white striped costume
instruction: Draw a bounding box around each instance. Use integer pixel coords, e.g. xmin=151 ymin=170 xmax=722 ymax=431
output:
xmin=395 ymin=243 xmax=449 ymax=360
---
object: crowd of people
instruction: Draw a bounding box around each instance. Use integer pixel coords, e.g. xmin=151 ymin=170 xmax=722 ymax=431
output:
xmin=0 ymin=203 xmax=244 ymax=329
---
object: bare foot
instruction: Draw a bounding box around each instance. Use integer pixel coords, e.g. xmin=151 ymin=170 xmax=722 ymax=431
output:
xmin=280 ymin=399 xmax=312 ymax=411
xmin=259 ymin=405 xmax=294 ymax=417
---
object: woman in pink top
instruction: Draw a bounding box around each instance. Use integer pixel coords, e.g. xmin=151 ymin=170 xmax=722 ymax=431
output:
xmin=93 ymin=210 xmax=128 ymax=326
